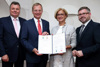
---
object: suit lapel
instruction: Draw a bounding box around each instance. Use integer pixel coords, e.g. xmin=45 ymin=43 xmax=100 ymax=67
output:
xmin=76 ymin=27 xmax=81 ymax=42
xmin=32 ymin=19 xmax=39 ymax=35
xmin=42 ymin=20 xmax=45 ymax=32
xmin=53 ymin=26 xmax=59 ymax=35
xmin=19 ymin=18 xmax=23 ymax=27
xmin=19 ymin=17 xmax=23 ymax=37
xmin=7 ymin=16 xmax=17 ymax=37
xmin=79 ymin=20 xmax=93 ymax=41
xmin=42 ymin=19 xmax=47 ymax=33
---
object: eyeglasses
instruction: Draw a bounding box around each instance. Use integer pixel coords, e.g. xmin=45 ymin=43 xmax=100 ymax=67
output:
xmin=57 ymin=14 xmax=65 ymax=16
xmin=78 ymin=12 xmax=89 ymax=16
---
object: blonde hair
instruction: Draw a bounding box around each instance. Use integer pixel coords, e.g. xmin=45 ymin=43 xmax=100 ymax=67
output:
xmin=55 ymin=8 xmax=68 ymax=19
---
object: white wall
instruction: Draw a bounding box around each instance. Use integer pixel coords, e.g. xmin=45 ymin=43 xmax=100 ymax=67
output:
xmin=32 ymin=0 xmax=100 ymax=29
xmin=1 ymin=0 xmax=100 ymax=30
xmin=0 ymin=0 xmax=9 ymax=17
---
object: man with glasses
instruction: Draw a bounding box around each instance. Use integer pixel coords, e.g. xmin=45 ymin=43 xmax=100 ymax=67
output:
xmin=21 ymin=3 xmax=50 ymax=67
xmin=72 ymin=6 xmax=100 ymax=67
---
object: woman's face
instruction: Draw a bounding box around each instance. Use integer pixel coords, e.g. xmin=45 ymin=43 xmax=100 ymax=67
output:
xmin=56 ymin=10 xmax=67 ymax=22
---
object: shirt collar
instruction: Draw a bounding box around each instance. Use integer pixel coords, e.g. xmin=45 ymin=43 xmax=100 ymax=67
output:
xmin=33 ymin=17 xmax=41 ymax=23
xmin=82 ymin=19 xmax=91 ymax=27
xmin=10 ymin=16 xmax=19 ymax=21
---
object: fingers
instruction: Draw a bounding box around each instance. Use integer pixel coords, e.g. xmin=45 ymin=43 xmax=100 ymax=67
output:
xmin=57 ymin=53 xmax=64 ymax=55
xmin=66 ymin=45 xmax=72 ymax=49
xmin=32 ymin=48 xmax=43 ymax=56
xmin=42 ymin=32 xmax=49 ymax=35
xmin=75 ymin=51 xmax=80 ymax=57
xmin=72 ymin=50 xmax=83 ymax=57
xmin=76 ymin=51 xmax=83 ymax=57
xmin=37 ymin=53 xmax=43 ymax=56
xmin=2 ymin=54 xmax=9 ymax=62
xmin=33 ymin=48 xmax=38 ymax=54
xmin=72 ymin=50 xmax=77 ymax=56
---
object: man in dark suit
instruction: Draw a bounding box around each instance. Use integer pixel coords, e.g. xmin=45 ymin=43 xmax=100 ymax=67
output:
xmin=0 ymin=1 xmax=26 ymax=67
xmin=21 ymin=3 xmax=50 ymax=67
xmin=72 ymin=6 xmax=100 ymax=67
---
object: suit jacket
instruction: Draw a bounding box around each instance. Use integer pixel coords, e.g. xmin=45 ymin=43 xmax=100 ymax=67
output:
xmin=21 ymin=18 xmax=50 ymax=63
xmin=0 ymin=16 xmax=26 ymax=62
xmin=51 ymin=24 xmax=76 ymax=48
xmin=50 ymin=24 xmax=76 ymax=67
xmin=75 ymin=20 xmax=100 ymax=67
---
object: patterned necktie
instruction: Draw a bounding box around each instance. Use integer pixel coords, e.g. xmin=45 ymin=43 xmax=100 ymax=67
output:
xmin=38 ymin=19 xmax=42 ymax=35
xmin=13 ymin=18 xmax=19 ymax=37
xmin=79 ymin=25 xmax=85 ymax=37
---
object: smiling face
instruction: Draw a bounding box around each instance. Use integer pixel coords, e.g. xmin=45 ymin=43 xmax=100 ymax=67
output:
xmin=78 ymin=9 xmax=91 ymax=24
xmin=56 ymin=10 xmax=67 ymax=23
xmin=10 ymin=4 xmax=20 ymax=18
xmin=32 ymin=5 xmax=43 ymax=19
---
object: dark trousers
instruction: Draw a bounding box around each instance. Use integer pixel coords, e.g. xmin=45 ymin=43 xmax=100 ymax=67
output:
xmin=2 ymin=59 xmax=24 ymax=67
xmin=26 ymin=60 xmax=47 ymax=67
xmin=2 ymin=49 xmax=25 ymax=67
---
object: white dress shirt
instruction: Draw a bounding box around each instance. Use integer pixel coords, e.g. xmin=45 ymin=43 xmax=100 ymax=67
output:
xmin=81 ymin=19 xmax=91 ymax=31
xmin=10 ymin=16 xmax=21 ymax=34
xmin=56 ymin=26 xmax=63 ymax=34
xmin=34 ymin=18 xmax=43 ymax=32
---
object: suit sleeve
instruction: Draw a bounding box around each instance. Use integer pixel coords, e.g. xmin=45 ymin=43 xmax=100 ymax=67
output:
xmin=47 ymin=22 xmax=50 ymax=34
xmin=0 ymin=19 xmax=6 ymax=57
xmin=82 ymin=24 xmax=100 ymax=56
xmin=20 ymin=21 xmax=34 ymax=53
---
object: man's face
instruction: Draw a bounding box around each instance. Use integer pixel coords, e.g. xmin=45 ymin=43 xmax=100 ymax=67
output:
xmin=10 ymin=4 xmax=20 ymax=18
xmin=78 ymin=9 xmax=91 ymax=24
xmin=32 ymin=5 xmax=43 ymax=19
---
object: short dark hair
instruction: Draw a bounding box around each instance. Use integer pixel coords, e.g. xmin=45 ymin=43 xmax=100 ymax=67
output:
xmin=10 ymin=1 xmax=20 ymax=8
xmin=78 ymin=6 xmax=91 ymax=13
xmin=32 ymin=3 xmax=43 ymax=11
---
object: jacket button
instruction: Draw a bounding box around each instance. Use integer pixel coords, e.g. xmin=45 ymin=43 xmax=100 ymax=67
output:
xmin=17 ymin=45 xmax=19 ymax=47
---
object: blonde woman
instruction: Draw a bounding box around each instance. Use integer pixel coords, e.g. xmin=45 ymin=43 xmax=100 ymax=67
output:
xmin=49 ymin=8 xmax=76 ymax=67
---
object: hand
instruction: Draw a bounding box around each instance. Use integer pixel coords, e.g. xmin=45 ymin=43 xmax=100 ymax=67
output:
xmin=75 ymin=50 xmax=83 ymax=57
xmin=32 ymin=48 xmax=43 ymax=56
xmin=72 ymin=50 xmax=77 ymax=56
xmin=42 ymin=32 xmax=49 ymax=35
xmin=57 ymin=53 xmax=64 ymax=55
xmin=66 ymin=45 xmax=72 ymax=49
xmin=2 ymin=54 xmax=9 ymax=62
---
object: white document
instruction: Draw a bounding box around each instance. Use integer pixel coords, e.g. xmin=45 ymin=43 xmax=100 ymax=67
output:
xmin=38 ymin=33 xmax=66 ymax=54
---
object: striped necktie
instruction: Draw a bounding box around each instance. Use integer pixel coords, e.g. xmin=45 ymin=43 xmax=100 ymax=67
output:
xmin=79 ymin=25 xmax=85 ymax=37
